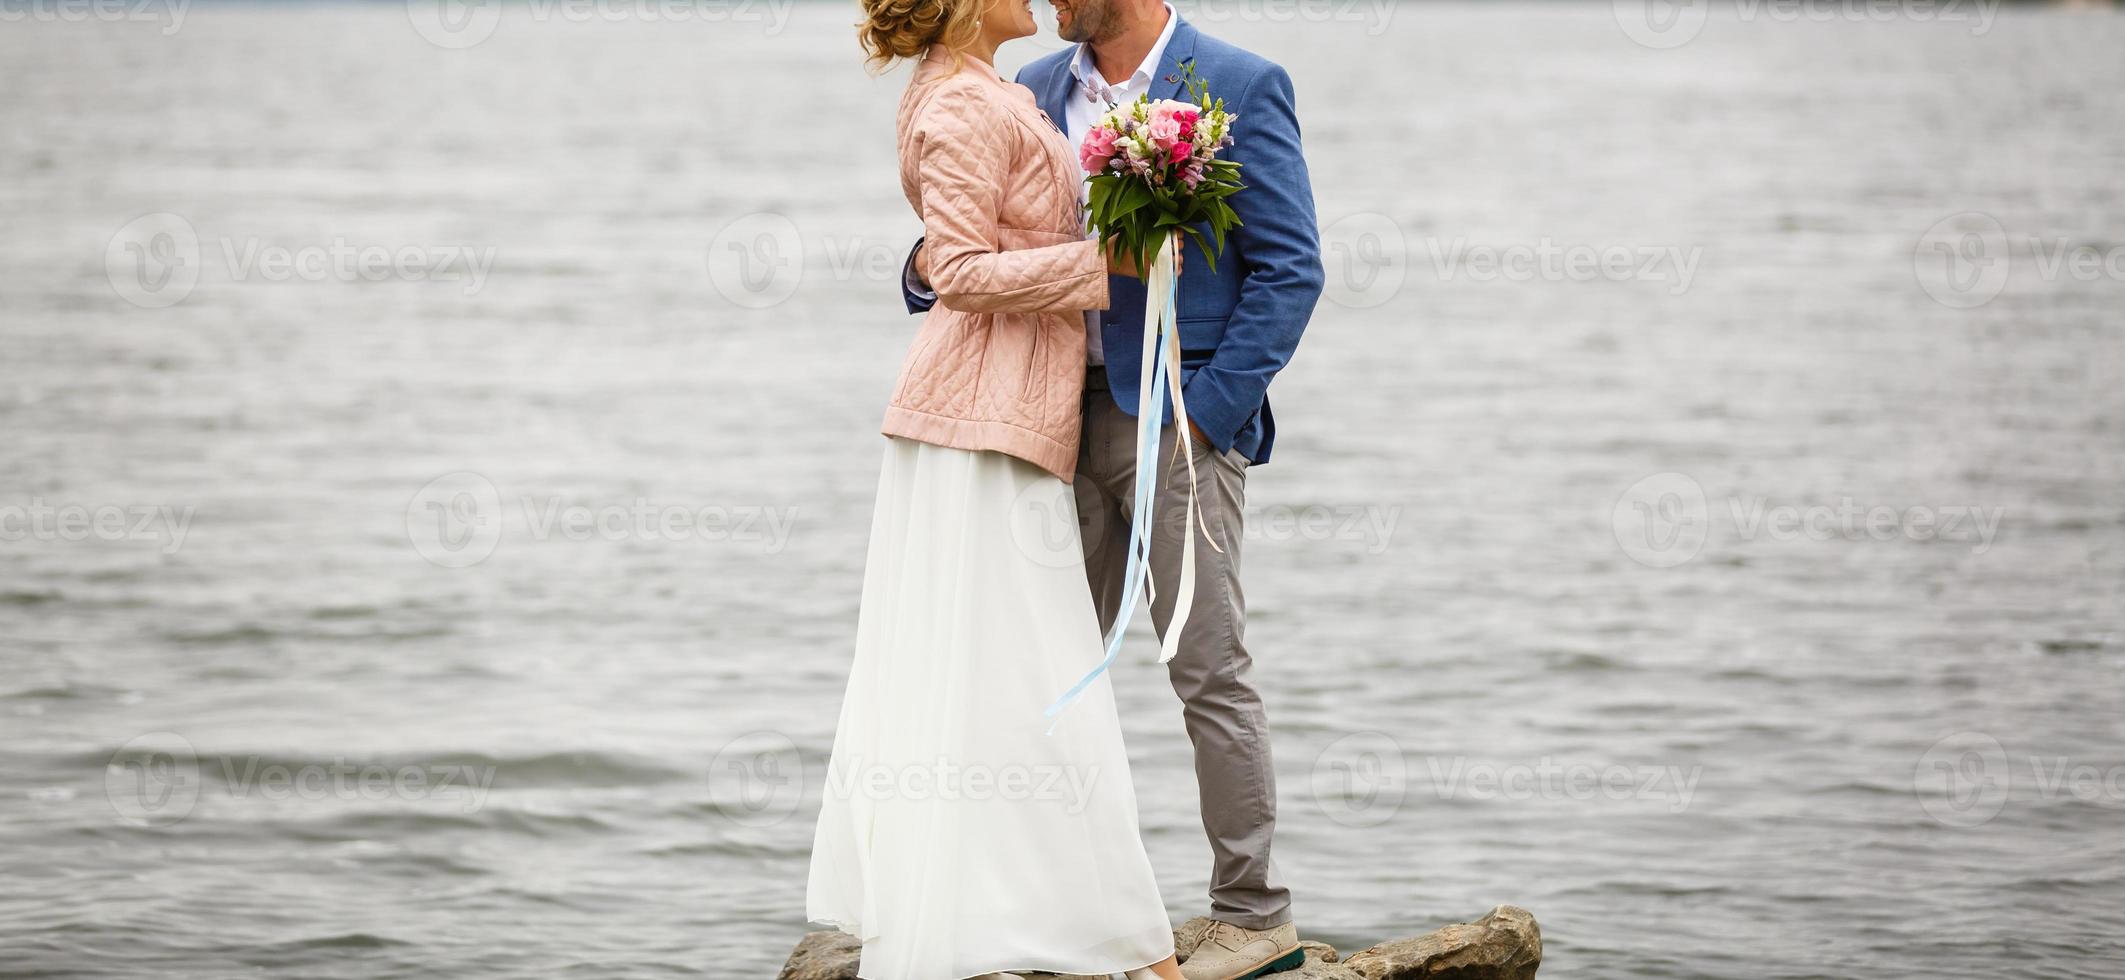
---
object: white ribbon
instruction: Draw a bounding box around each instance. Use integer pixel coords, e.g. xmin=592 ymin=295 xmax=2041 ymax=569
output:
xmin=1045 ymin=242 xmax=1222 ymax=730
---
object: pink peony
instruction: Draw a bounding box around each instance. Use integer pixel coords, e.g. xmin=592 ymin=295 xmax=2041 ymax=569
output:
xmin=1079 ymin=127 xmax=1118 ymax=175
xmin=1145 ymin=117 xmax=1181 ymax=146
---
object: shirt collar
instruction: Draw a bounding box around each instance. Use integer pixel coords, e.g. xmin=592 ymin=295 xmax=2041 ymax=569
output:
xmin=1067 ymin=3 xmax=1179 ymax=96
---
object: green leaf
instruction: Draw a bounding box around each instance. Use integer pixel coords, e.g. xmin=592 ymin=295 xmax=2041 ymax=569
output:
xmin=1107 ymin=181 xmax=1151 ymax=225
xmin=1186 ymin=228 xmax=1219 ymax=276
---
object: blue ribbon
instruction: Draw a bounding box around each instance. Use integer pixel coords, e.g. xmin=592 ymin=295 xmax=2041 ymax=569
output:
xmin=1044 ymin=257 xmax=1179 ymax=732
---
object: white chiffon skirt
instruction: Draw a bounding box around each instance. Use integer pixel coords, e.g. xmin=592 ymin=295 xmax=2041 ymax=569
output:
xmin=807 ymin=438 xmax=1174 ymax=980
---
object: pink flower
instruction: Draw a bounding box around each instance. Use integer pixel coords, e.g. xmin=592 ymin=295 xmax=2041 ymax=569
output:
xmin=1173 ymin=106 xmax=1200 ymax=141
xmin=1145 ymin=117 xmax=1181 ymax=147
xmin=1167 ymin=141 xmax=1190 ymax=165
xmin=1079 ymin=127 xmax=1118 ymax=175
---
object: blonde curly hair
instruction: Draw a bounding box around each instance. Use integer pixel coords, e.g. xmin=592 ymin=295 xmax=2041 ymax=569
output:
xmin=858 ymin=0 xmax=983 ymax=71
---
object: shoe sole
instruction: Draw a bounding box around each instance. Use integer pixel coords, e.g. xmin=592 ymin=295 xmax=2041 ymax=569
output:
xmin=1208 ymin=946 xmax=1305 ymax=980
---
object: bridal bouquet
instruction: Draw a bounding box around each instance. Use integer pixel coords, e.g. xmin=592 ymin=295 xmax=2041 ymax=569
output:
xmin=1077 ymin=67 xmax=1245 ymax=274
xmin=1047 ymin=69 xmax=1245 ymax=728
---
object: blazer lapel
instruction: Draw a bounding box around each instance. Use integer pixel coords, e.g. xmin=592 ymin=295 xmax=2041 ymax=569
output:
xmin=1036 ymin=52 xmax=1076 ymax=135
xmin=1153 ymin=17 xmax=1200 ymax=101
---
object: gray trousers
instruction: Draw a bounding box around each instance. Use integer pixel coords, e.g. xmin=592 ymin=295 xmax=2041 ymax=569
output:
xmin=1073 ymin=368 xmax=1292 ymax=930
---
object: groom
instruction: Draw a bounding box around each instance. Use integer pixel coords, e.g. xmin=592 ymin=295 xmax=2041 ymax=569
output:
xmin=904 ymin=1 xmax=1323 ymax=977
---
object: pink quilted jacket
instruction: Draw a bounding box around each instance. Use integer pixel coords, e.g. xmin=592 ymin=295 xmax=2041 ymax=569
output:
xmin=881 ymin=46 xmax=1108 ymax=481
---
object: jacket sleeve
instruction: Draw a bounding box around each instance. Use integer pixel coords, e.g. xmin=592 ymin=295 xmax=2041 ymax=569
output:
xmin=914 ymin=87 xmax=1109 ymax=315
xmin=1179 ymin=63 xmax=1325 ymax=452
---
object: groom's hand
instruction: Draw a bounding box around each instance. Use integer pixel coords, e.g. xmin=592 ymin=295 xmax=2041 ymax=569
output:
xmin=1186 ymin=415 xmax=1209 ymax=446
xmin=912 ymin=241 xmax=930 ymax=287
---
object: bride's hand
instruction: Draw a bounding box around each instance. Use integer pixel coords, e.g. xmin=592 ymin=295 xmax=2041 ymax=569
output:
xmin=1103 ymin=234 xmax=1184 ymax=279
xmin=1103 ymin=240 xmax=1141 ymax=279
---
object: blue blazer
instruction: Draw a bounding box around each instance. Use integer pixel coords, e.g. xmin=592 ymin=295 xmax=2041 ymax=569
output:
xmin=903 ymin=18 xmax=1324 ymax=465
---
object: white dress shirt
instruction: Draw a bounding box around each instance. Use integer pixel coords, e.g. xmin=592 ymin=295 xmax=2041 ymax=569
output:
xmin=905 ymin=7 xmax=1180 ymax=367
xmin=1062 ymin=5 xmax=1178 ymax=365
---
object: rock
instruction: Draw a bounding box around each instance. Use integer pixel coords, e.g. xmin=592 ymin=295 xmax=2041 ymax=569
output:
xmin=779 ymin=907 xmax=1541 ymax=980
xmin=776 ymin=930 xmax=859 ymax=980
xmin=1279 ymin=944 xmax=1367 ymax=979
xmin=1300 ymin=939 xmax=1343 ymax=964
xmin=1340 ymin=906 xmax=1542 ymax=980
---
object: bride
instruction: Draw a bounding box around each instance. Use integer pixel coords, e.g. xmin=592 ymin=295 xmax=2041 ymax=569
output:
xmin=804 ymin=0 xmax=1184 ymax=977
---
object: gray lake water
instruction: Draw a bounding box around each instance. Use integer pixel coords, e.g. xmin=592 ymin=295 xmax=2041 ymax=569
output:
xmin=3 ymin=2 xmax=2123 ymax=977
